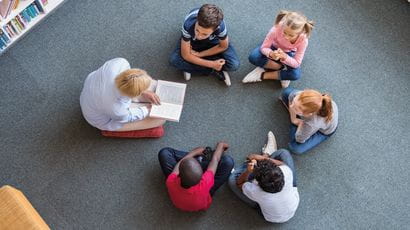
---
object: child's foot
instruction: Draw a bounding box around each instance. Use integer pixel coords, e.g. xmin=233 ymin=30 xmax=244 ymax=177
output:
xmin=280 ymin=80 xmax=290 ymax=88
xmin=213 ymin=71 xmax=226 ymax=81
xmin=223 ymin=71 xmax=231 ymax=86
xmin=242 ymin=67 xmax=265 ymax=83
xmin=183 ymin=72 xmax=191 ymax=81
xmin=262 ymin=131 xmax=277 ymax=156
xmin=214 ymin=71 xmax=231 ymax=86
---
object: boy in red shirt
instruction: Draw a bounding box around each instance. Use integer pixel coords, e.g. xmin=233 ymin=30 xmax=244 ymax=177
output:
xmin=158 ymin=142 xmax=234 ymax=211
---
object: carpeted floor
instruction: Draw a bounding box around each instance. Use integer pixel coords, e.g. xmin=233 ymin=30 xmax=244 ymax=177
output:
xmin=0 ymin=0 xmax=409 ymax=229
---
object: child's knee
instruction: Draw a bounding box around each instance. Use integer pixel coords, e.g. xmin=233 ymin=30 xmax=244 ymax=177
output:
xmin=248 ymin=50 xmax=265 ymax=67
xmin=158 ymin=147 xmax=173 ymax=158
xmin=281 ymin=87 xmax=294 ymax=100
xmin=226 ymin=58 xmax=240 ymax=71
xmin=221 ymin=155 xmax=235 ymax=169
xmin=169 ymin=52 xmax=182 ymax=66
xmin=288 ymin=142 xmax=306 ymax=155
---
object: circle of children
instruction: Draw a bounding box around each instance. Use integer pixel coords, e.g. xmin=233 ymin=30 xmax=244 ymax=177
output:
xmin=80 ymin=4 xmax=339 ymax=223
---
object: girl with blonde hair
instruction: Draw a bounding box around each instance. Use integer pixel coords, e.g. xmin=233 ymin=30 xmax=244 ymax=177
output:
xmin=243 ymin=10 xmax=314 ymax=88
xmin=280 ymin=87 xmax=338 ymax=154
xmin=80 ymin=58 xmax=165 ymax=131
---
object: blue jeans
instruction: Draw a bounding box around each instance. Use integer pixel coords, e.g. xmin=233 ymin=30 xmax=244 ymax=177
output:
xmin=158 ymin=147 xmax=234 ymax=196
xmin=248 ymin=45 xmax=301 ymax=81
xmin=169 ymin=40 xmax=240 ymax=75
xmin=281 ymin=88 xmax=333 ymax=154
xmin=228 ymin=149 xmax=297 ymax=208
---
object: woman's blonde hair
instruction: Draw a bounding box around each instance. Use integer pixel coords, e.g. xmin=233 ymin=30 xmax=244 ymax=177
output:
xmin=115 ymin=69 xmax=152 ymax=98
xmin=275 ymin=10 xmax=315 ymax=38
xmin=298 ymin=89 xmax=333 ymax=123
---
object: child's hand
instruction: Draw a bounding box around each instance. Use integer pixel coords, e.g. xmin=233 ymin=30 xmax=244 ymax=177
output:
xmin=212 ymin=59 xmax=226 ymax=71
xmin=217 ymin=141 xmax=229 ymax=151
xmin=277 ymin=48 xmax=287 ymax=60
xmin=269 ymin=50 xmax=280 ymax=60
xmin=247 ymin=159 xmax=257 ymax=172
xmin=247 ymin=153 xmax=264 ymax=161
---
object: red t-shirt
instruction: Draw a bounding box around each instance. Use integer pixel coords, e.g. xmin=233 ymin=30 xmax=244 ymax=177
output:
xmin=166 ymin=170 xmax=214 ymax=211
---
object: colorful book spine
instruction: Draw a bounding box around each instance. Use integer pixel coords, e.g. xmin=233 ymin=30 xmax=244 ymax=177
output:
xmin=0 ymin=28 xmax=11 ymax=42
xmin=34 ymin=0 xmax=45 ymax=13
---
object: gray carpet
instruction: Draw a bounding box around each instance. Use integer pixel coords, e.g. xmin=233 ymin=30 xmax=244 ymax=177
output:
xmin=0 ymin=0 xmax=409 ymax=229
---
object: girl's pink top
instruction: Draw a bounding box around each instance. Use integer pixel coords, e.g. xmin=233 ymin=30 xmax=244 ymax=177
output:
xmin=260 ymin=24 xmax=309 ymax=68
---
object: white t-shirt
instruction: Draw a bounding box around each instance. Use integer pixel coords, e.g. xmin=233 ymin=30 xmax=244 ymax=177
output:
xmin=243 ymin=165 xmax=300 ymax=223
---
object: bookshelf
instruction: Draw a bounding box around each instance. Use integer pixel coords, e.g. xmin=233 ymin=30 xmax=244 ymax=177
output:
xmin=0 ymin=0 xmax=66 ymax=55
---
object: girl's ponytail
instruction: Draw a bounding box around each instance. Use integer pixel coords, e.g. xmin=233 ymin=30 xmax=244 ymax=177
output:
xmin=319 ymin=94 xmax=333 ymax=123
xmin=275 ymin=10 xmax=290 ymax=25
xmin=303 ymin=20 xmax=315 ymax=38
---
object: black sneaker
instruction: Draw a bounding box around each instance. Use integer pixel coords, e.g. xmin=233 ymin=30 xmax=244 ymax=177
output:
xmin=213 ymin=71 xmax=226 ymax=81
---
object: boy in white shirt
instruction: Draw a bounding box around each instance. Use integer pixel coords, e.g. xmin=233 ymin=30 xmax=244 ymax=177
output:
xmin=228 ymin=131 xmax=299 ymax=223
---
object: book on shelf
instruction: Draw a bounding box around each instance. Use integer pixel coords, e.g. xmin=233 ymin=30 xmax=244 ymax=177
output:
xmin=149 ymin=80 xmax=187 ymax=122
xmin=0 ymin=0 xmax=14 ymax=19
xmin=1 ymin=1 xmax=44 ymax=40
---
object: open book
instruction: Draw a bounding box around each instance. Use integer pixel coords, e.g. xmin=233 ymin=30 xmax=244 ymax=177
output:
xmin=149 ymin=80 xmax=187 ymax=122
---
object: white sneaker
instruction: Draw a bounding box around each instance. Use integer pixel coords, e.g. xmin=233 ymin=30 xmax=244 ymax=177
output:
xmin=242 ymin=67 xmax=265 ymax=83
xmin=280 ymin=80 xmax=290 ymax=88
xmin=262 ymin=131 xmax=277 ymax=155
xmin=183 ymin=72 xmax=191 ymax=81
xmin=223 ymin=71 xmax=231 ymax=86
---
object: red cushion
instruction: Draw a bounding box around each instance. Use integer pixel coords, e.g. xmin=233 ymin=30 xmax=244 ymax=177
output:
xmin=101 ymin=126 xmax=164 ymax=138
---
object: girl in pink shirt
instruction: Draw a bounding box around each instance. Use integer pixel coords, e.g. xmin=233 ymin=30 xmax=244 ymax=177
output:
xmin=242 ymin=10 xmax=314 ymax=88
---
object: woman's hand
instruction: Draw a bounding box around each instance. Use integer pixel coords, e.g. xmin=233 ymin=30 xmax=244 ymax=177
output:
xmin=141 ymin=90 xmax=161 ymax=105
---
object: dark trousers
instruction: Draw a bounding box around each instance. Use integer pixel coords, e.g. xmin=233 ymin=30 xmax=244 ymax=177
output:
xmin=158 ymin=147 xmax=234 ymax=196
xmin=169 ymin=40 xmax=240 ymax=75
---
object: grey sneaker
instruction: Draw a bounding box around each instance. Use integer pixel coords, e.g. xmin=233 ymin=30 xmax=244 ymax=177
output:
xmin=183 ymin=72 xmax=191 ymax=81
xmin=262 ymin=131 xmax=277 ymax=155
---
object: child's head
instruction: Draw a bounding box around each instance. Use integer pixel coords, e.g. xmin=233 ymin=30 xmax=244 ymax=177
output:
xmin=115 ymin=69 xmax=152 ymax=98
xmin=294 ymin=89 xmax=333 ymax=122
xmin=275 ymin=10 xmax=314 ymax=41
xmin=179 ymin=158 xmax=203 ymax=188
xmin=195 ymin=4 xmax=223 ymax=40
xmin=254 ymin=159 xmax=284 ymax=193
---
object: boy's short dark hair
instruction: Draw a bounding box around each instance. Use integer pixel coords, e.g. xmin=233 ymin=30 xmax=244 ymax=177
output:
xmin=254 ymin=159 xmax=284 ymax=193
xmin=179 ymin=158 xmax=203 ymax=188
xmin=197 ymin=4 xmax=223 ymax=29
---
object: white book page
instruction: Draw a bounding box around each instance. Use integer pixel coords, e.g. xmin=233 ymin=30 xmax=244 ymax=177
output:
xmin=155 ymin=80 xmax=186 ymax=105
xmin=150 ymin=103 xmax=183 ymax=122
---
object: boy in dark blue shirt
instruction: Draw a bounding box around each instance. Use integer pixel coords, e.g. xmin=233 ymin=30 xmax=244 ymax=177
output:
xmin=169 ymin=4 xmax=240 ymax=86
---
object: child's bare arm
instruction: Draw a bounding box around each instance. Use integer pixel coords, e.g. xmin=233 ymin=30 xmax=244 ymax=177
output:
xmin=180 ymin=39 xmax=216 ymax=69
xmin=207 ymin=142 xmax=229 ymax=174
xmin=196 ymin=37 xmax=229 ymax=57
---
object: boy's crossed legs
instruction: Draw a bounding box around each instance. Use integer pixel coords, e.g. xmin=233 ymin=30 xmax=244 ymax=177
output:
xmin=158 ymin=147 xmax=234 ymax=196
